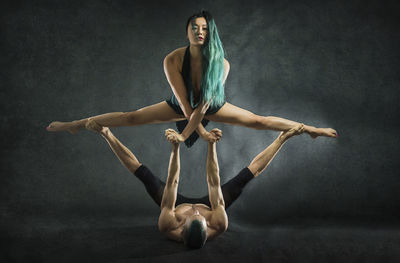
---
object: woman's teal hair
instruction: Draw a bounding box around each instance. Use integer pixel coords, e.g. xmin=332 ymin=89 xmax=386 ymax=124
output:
xmin=186 ymin=10 xmax=226 ymax=108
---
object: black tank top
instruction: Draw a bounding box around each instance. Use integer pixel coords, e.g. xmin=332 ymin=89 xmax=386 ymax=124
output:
xmin=167 ymin=46 xmax=225 ymax=147
xmin=173 ymin=45 xmax=201 ymax=108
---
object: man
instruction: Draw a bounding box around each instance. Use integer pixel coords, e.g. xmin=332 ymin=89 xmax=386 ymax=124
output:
xmin=85 ymin=119 xmax=304 ymax=248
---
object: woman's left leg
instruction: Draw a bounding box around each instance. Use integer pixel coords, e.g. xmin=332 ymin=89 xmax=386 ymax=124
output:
xmin=204 ymin=103 xmax=337 ymax=138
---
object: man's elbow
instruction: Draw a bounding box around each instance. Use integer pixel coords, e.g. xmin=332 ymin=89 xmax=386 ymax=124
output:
xmin=158 ymin=210 xmax=173 ymax=233
xmin=215 ymin=209 xmax=228 ymax=232
xmin=158 ymin=221 xmax=169 ymax=233
xmin=218 ymin=220 xmax=228 ymax=233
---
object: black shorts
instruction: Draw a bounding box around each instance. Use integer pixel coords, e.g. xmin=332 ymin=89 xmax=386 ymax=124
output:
xmin=165 ymin=99 xmax=225 ymax=116
xmin=134 ymin=165 xmax=254 ymax=209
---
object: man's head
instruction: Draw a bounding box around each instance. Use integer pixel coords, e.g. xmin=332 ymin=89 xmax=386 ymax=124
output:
xmin=182 ymin=212 xmax=207 ymax=249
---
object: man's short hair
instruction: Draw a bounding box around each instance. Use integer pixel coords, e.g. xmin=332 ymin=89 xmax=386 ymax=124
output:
xmin=183 ymin=219 xmax=207 ymax=249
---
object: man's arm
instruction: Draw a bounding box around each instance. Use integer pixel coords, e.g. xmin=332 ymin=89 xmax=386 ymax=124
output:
xmin=206 ymin=129 xmax=228 ymax=236
xmin=158 ymin=140 xmax=181 ymax=235
xmin=160 ymin=142 xmax=180 ymax=211
xmin=85 ymin=119 xmax=141 ymax=173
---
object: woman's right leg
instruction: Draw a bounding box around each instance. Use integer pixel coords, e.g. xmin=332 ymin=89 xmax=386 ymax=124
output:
xmin=47 ymin=101 xmax=185 ymax=134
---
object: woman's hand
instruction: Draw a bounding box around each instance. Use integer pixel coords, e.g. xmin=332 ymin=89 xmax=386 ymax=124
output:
xmin=200 ymin=128 xmax=222 ymax=143
xmin=165 ymin=128 xmax=185 ymax=144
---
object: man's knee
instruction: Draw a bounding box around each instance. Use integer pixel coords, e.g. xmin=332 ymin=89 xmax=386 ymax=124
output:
xmin=127 ymin=161 xmax=142 ymax=173
xmin=247 ymin=163 xmax=261 ymax=177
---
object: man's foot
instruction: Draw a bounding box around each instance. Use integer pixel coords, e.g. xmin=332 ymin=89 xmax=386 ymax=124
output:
xmin=85 ymin=119 xmax=109 ymax=134
xmin=46 ymin=121 xmax=80 ymax=134
xmin=306 ymin=126 xmax=338 ymax=139
xmin=279 ymin=124 xmax=305 ymax=142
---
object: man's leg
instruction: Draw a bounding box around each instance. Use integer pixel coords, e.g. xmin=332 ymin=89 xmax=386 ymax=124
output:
xmin=247 ymin=124 xmax=304 ymax=177
xmin=221 ymin=124 xmax=305 ymax=208
xmin=85 ymin=119 xmax=165 ymax=206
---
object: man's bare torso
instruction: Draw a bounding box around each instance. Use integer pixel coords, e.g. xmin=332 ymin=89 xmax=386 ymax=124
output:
xmin=160 ymin=203 xmax=226 ymax=241
xmin=174 ymin=203 xmax=213 ymax=223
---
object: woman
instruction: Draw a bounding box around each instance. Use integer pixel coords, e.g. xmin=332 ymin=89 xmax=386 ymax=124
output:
xmin=47 ymin=10 xmax=337 ymax=146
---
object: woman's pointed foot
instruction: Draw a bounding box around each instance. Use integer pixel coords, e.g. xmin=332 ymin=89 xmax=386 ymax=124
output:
xmin=46 ymin=121 xmax=80 ymax=134
xmin=307 ymin=127 xmax=338 ymax=139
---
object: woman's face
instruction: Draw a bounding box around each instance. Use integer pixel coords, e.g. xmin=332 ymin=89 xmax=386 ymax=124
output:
xmin=187 ymin=17 xmax=208 ymax=45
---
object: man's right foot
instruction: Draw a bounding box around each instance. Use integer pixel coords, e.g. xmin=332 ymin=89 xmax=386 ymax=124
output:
xmin=279 ymin=124 xmax=305 ymax=142
xmin=46 ymin=121 xmax=80 ymax=134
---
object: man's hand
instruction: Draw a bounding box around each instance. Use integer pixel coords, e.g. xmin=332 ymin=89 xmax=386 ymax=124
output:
xmin=201 ymin=128 xmax=222 ymax=143
xmin=85 ymin=118 xmax=108 ymax=134
xmin=210 ymin=128 xmax=222 ymax=142
xmin=165 ymin=129 xmax=185 ymax=144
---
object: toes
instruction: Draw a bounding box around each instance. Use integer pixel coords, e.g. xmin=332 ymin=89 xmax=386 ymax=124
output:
xmin=46 ymin=122 xmax=61 ymax=131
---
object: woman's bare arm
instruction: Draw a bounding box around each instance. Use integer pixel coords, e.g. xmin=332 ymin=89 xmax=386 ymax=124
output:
xmin=164 ymin=52 xmax=230 ymax=142
xmin=164 ymin=54 xmax=209 ymax=140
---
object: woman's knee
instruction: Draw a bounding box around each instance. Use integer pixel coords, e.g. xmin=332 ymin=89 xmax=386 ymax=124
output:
xmin=245 ymin=114 xmax=265 ymax=129
xmin=125 ymin=111 xmax=140 ymax=125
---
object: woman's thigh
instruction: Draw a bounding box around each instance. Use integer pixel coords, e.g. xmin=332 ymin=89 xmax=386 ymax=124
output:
xmin=204 ymin=102 xmax=258 ymax=127
xmin=130 ymin=101 xmax=186 ymax=125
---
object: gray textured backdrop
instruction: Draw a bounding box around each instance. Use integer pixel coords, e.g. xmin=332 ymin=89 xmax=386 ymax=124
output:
xmin=1 ymin=0 xmax=399 ymax=227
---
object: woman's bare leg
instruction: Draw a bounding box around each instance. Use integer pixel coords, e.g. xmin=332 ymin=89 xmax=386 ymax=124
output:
xmin=248 ymin=124 xmax=304 ymax=177
xmin=46 ymin=101 xmax=185 ymax=134
xmin=205 ymin=103 xmax=337 ymax=138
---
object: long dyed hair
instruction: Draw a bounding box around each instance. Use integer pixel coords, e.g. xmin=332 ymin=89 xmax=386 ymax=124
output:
xmin=186 ymin=10 xmax=226 ymax=108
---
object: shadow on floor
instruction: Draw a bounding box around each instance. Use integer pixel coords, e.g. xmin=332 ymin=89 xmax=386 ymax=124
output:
xmin=1 ymin=215 xmax=399 ymax=263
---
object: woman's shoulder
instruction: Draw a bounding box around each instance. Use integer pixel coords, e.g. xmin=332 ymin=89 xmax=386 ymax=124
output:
xmin=223 ymin=58 xmax=230 ymax=69
xmin=165 ymin=46 xmax=186 ymax=61
xmin=164 ymin=46 xmax=187 ymax=72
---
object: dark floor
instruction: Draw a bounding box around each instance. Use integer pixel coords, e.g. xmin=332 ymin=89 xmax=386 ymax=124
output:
xmin=1 ymin=215 xmax=399 ymax=263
